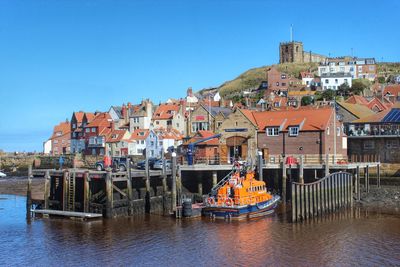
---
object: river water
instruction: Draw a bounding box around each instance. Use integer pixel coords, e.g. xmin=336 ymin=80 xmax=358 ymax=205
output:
xmin=0 ymin=194 xmax=399 ymax=266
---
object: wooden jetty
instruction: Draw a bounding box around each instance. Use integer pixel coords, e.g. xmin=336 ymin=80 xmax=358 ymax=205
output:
xmin=26 ymin=155 xmax=180 ymax=220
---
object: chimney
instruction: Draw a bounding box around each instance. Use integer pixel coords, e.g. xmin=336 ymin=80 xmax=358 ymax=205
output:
xmin=187 ymin=87 xmax=193 ymax=97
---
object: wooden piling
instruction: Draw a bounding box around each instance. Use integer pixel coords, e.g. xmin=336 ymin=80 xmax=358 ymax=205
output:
xmin=291 ymin=183 xmax=296 ymax=222
xmin=162 ymin=154 xmax=167 ymax=192
xmin=305 ymin=185 xmax=309 ymax=219
xmin=356 ymin=166 xmax=360 ymax=201
xmin=312 ymin=183 xmax=317 ymax=216
xmin=171 ymin=153 xmax=177 ymax=213
xmin=257 ymin=151 xmax=263 ymax=181
xmin=83 ymin=171 xmax=90 ymax=213
xmin=126 ymin=162 xmax=133 ymax=215
xmin=198 ymin=182 xmax=203 ymax=196
xmin=212 ymin=171 xmax=218 ymax=187
xmin=26 ymin=165 xmax=33 ymax=220
xmin=377 ymin=163 xmax=381 ymax=188
xmin=300 ymin=185 xmax=305 ymax=220
xmin=325 ymin=154 xmax=330 ymax=176
xmin=105 ymin=170 xmax=113 ymax=218
xmin=282 ymin=158 xmax=287 ymax=203
xmin=317 ymin=182 xmax=321 ymax=215
xmin=44 ymin=170 xmax=51 ymax=209
xmin=62 ymin=171 xmax=69 ymax=211
xmin=299 ymin=155 xmax=304 ymax=184
xmin=365 ymin=165 xmax=370 ymax=193
xmin=296 ymin=184 xmax=301 ymax=221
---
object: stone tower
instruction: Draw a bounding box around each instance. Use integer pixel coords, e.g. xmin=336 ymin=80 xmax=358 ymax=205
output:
xmin=279 ymin=41 xmax=304 ymax=63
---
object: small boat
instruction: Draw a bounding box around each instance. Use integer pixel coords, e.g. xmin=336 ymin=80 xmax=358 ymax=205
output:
xmin=202 ymin=163 xmax=280 ymax=220
xmin=0 ymin=171 xmax=6 ymax=178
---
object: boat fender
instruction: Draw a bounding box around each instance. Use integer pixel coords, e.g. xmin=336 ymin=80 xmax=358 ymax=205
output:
xmin=225 ymin=198 xmax=233 ymax=206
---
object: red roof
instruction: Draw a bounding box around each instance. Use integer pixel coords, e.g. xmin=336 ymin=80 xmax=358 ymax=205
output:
xmin=300 ymin=72 xmax=314 ymax=79
xmin=153 ymin=103 xmax=180 ymax=120
xmin=239 ymin=109 xmax=257 ymax=126
xmin=383 ymin=85 xmax=400 ymax=97
xmin=129 ymin=129 xmax=150 ymax=141
xmin=106 ymin=129 xmax=128 ymax=143
xmin=85 ymin=112 xmax=95 ymax=122
xmin=51 ymin=121 xmax=71 ymax=139
xmin=345 ymin=95 xmax=369 ymax=105
xmin=86 ymin=113 xmax=112 ymax=128
xmin=253 ymin=107 xmax=334 ymax=131
xmin=73 ymin=112 xmax=85 ymax=123
xmin=153 ymin=127 xmax=183 ymax=141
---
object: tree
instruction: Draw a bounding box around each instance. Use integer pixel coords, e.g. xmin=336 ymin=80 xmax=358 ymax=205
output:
xmin=377 ymin=76 xmax=386 ymax=84
xmin=301 ymin=96 xmax=313 ymax=106
xmin=350 ymin=79 xmax=370 ymax=95
xmin=337 ymin=83 xmax=350 ymax=97
xmin=315 ymin=89 xmax=336 ymax=101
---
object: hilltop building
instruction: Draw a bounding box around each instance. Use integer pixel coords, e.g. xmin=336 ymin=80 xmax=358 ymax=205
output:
xmin=279 ymin=41 xmax=326 ymax=64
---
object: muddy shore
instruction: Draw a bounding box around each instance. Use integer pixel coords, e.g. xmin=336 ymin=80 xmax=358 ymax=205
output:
xmin=0 ymin=176 xmax=44 ymax=199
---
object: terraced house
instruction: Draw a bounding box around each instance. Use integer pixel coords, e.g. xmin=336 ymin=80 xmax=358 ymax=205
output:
xmin=50 ymin=120 xmax=71 ymax=155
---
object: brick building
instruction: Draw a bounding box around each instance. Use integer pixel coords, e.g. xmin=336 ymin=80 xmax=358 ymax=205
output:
xmin=50 ymin=120 xmax=71 ymax=155
xmin=266 ymin=66 xmax=302 ymax=92
xmin=83 ymin=113 xmax=112 ymax=156
xmin=255 ymin=107 xmax=347 ymax=160
xmin=182 ymin=130 xmax=220 ymax=164
xmin=187 ymin=104 xmax=232 ymax=136
xmin=70 ymin=111 xmax=94 ymax=153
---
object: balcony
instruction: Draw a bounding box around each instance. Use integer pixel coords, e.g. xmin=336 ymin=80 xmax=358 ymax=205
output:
xmin=346 ymin=123 xmax=400 ymax=138
xmin=88 ymin=137 xmax=105 ymax=147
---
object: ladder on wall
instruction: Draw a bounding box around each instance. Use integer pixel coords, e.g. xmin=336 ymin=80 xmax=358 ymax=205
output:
xmin=68 ymin=174 xmax=75 ymax=211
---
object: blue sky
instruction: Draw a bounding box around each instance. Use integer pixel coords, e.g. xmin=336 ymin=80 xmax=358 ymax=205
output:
xmin=0 ymin=0 xmax=399 ymax=152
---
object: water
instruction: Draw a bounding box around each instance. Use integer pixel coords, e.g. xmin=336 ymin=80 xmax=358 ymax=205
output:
xmin=1 ymin=195 xmax=400 ymax=266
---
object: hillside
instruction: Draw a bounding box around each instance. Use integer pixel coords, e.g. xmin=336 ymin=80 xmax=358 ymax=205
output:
xmin=210 ymin=62 xmax=400 ymax=99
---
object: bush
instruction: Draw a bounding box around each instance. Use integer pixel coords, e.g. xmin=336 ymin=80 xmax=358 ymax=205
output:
xmin=301 ymin=96 xmax=313 ymax=106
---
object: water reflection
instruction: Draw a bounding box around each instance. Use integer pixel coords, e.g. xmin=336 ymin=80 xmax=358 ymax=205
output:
xmin=0 ymin=195 xmax=399 ymax=266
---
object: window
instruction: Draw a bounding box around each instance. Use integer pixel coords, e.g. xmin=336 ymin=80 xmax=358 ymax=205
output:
xmin=282 ymin=83 xmax=286 ymax=86
xmin=325 ymin=79 xmax=329 ymax=84
xmin=159 ymin=141 xmax=163 ymax=146
xmin=363 ymin=140 xmax=375 ymax=150
xmin=289 ymin=126 xmax=299 ymax=136
xmin=192 ymin=122 xmax=209 ymax=132
xmin=72 ymin=123 xmax=76 ymax=129
xmin=176 ymin=123 xmax=179 ymax=128
xmin=54 ymin=140 xmax=58 ymax=144
xmin=369 ymin=66 xmax=375 ymax=71
xmin=217 ymin=122 xmax=223 ymax=128
xmin=327 ymin=127 xmax=330 ymax=135
xmin=156 ymin=121 xmax=160 ymax=125
xmin=386 ymin=140 xmax=398 ymax=148
xmin=320 ymin=68 xmax=326 ymax=73
xmin=141 ymin=140 xmax=145 ymax=145
xmin=281 ymin=74 xmax=286 ymax=79
xmin=92 ymin=148 xmax=96 ymax=155
xmin=137 ymin=149 xmax=143 ymax=154
xmin=150 ymin=141 xmax=154 ymax=146
xmin=266 ymin=127 xmax=279 ymax=136
xmin=344 ymin=79 xmax=348 ymax=84
xmin=340 ymin=67 xmax=345 ymax=72
xmin=276 ymin=82 xmax=279 ymax=86
xmin=91 ymin=128 xmax=96 ymax=132
xmin=335 ymin=79 xmax=338 ymax=84
xmin=337 ymin=127 xmax=341 ymax=136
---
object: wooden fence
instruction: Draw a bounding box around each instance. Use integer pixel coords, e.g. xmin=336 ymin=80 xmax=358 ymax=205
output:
xmin=291 ymin=172 xmax=353 ymax=222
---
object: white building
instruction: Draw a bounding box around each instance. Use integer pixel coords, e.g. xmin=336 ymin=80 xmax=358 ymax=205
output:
xmin=321 ymin=72 xmax=352 ymax=90
xmin=43 ymin=139 xmax=52 ymax=154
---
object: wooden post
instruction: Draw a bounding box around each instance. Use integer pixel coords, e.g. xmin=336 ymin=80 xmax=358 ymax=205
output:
xmin=171 ymin=152 xmax=177 ymax=213
xmin=377 ymin=163 xmax=381 ymax=188
xmin=83 ymin=171 xmax=90 ymax=213
xmin=212 ymin=171 xmax=218 ymax=187
xmin=321 ymin=178 xmax=325 ymax=214
xmin=162 ymin=153 xmax=167 ymax=192
xmin=62 ymin=171 xmax=69 ymax=211
xmin=313 ymin=183 xmax=317 ymax=216
xmin=305 ymin=185 xmax=309 ymax=219
xmin=317 ymin=182 xmax=321 ymax=215
xmin=26 ymin=165 xmax=33 ymax=220
xmin=198 ymin=182 xmax=203 ymax=196
xmin=44 ymin=170 xmax=51 ymax=210
xmin=105 ymin=170 xmax=113 ymax=218
xmin=366 ymin=165 xmax=370 ymax=193
xmin=299 ymin=155 xmax=304 ymax=184
xmin=145 ymin=153 xmax=150 ymax=193
xmin=296 ymin=184 xmax=301 ymax=221
xmin=291 ymin=183 xmax=296 ymax=222
xmin=300 ymin=185 xmax=305 ymax=220
xmin=325 ymin=154 xmax=330 ymax=176
xmin=356 ymin=166 xmax=360 ymax=201
xmin=126 ymin=162 xmax=133 ymax=215
xmin=282 ymin=157 xmax=287 ymax=203
xmin=257 ymin=151 xmax=263 ymax=181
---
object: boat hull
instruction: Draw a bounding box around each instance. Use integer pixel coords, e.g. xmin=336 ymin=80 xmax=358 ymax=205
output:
xmin=202 ymin=196 xmax=280 ymax=220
